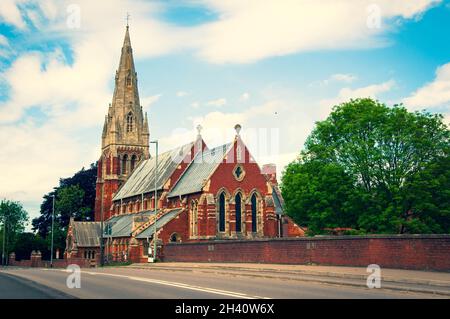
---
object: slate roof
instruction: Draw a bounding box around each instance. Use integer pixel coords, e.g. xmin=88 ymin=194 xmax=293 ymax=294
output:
xmin=113 ymin=142 xmax=194 ymax=201
xmin=72 ymin=221 xmax=102 ymax=247
xmin=136 ymin=208 xmax=183 ymax=239
xmin=104 ymin=210 xmax=155 ymax=238
xmin=168 ymin=143 xmax=232 ymax=198
xmin=272 ymin=185 xmax=284 ymax=215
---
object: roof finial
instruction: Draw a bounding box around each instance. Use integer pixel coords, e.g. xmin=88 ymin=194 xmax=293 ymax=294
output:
xmin=234 ymin=124 xmax=242 ymax=136
xmin=196 ymin=124 xmax=203 ymax=138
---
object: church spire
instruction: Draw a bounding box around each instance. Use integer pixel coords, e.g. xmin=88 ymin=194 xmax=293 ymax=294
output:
xmin=95 ymin=24 xmax=150 ymax=221
xmin=101 ymin=25 xmax=149 ymax=151
xmin=110 ymin=25 xmax=142 ymax=125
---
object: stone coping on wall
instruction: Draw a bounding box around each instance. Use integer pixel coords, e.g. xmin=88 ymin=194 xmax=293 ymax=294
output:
xmin=166 ymin=234 xmax=450 ymax=245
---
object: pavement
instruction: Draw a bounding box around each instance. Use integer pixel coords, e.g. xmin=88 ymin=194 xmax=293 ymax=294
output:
xmin=126 ymin=262 xmax=450 ymax=296
xmin=0 ymin=264 xmax=448 ymax=299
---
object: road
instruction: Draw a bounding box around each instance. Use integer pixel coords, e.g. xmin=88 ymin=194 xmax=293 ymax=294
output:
xmin=0 ymin=270 xmax=74 ymax=299
xmin=0 ymin=267 xmax=442 ymax=299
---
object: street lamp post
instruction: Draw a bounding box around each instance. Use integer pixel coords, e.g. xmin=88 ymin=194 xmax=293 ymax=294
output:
xmin=100 ymin=183 xmax=105 ymax=267
xmin=50 ymin=195 xmax=55 ymax=267
xmin=2 ymin=216 xmax=6 ymax=266
xmin=150 ymin=140 xmax=158 ymax=262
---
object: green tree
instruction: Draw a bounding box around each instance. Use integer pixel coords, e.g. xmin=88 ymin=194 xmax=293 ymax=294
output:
xmin=12 ymin=233 xmax=47 ymax=261
xmin=40 ymin=184 xmax=91 ymax=255
xmin=281 ymin=161 xmax=361 ymax=235
xmin=282 ymin=98 xmax=450 ymax=234
xmin=56 ymin=185 xmax=91 ymax=227
xmin=0 ymin=200 xmax=29 ymax=262
xmin=32 ymin=163 xmax=97 ymax=238
xmin=400 ymin=155 xmax=450 ymax=233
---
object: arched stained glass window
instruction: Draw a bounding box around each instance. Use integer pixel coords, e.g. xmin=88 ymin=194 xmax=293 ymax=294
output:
xmin=235 ymin=193 xmax=242 ymax=233
xmin=251 ymin=194 xmax=257 ymax=233
xmin=218 ymin=193 xmax=226 ymax=232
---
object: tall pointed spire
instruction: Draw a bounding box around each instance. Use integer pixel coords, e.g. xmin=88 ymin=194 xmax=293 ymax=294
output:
xmin=101 ymin=25 xmax=150 ymax=149
xmin=95 ymin=25 xmax=150 ymax=222
xmin=100 ymin=25 xmax=150 ymax=152
xmin=122 ymin=25 xmax=132 ymax=51
xmin=111 ymin=25 xmax=141 ymax=122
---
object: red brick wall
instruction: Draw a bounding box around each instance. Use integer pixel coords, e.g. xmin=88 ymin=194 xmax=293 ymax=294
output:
xmin=162 ymin=235 xmax=450 ymax=271
xmin=95 ymin=178 xmax=120 ymax=221
xmin=208 ymin=139 xmax=268 ymax=197
xmin=159 ymin=209 xmax=189 ymax=243
xmin=9 ymin=257 xmax=93 ymax=268
xmin=283 ymin=216 xmax=305 ymax=237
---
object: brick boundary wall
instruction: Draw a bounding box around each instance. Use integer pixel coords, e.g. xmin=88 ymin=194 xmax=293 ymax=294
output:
xmin=9 ymin=258 xmax=92 ymax=268
xmin=8 ymin=252 xmax=94 ymax=268
xmin=162 ymin=235 xmax=450 ymax=271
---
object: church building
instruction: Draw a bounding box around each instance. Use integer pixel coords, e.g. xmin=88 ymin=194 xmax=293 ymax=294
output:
xmin=66 ymin=26 xmax=304 ymax=264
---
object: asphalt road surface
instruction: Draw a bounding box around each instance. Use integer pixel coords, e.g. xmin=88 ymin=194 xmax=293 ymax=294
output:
xmin=0 ymin=270 xmax=74 ymax=299
xmin=0 ymin=267 xmax=441 ymax=299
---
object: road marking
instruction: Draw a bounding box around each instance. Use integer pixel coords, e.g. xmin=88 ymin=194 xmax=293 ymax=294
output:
xmin=47 ymin=269 xmax=269 ymax=299
xmin=40 ymin=269 xmax=271 ymax=298
xmin=83 ymin=271 xmax=267 ymax=299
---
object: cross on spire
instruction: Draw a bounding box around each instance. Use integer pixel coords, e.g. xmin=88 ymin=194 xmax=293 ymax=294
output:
xmin=126 ymin=12 xmax=131 ymax=27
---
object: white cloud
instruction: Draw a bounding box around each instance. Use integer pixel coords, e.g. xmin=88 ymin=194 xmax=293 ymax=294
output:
xmin=0 ymin=0 xmax=442 ymax=65
xmin=0 ymin=118 xmax=99 ymax=225
xmin=323 ymin=80 xmax=395 ymax=105
xmin=162 ymin=98 xmax=312 ymax=182
xmin=0 ymin=35 xmax=9 ymax=47
xmin=0 ymin=0 xmax=163 ymax=220
xmin=0 ymin=0 xmax=26 ymax=29
xmin=403 ymin=62 xmax=450 ymax=111
xmin=196 ymin=0 xmax=441 ymax=63
xmin=191 ymin=101 xmax=200 ymax=108
xmin=0 ymin=46 xmax=111 ymax=125
xmin=330 ymin=74 xmax=358 ymax=83
xmin=176 ymin=91 xmax=188 ymax=97
xmin=141 ymin=94 xmax=162 ymax=109
xmin=240 ymin=92 xmax=250 ymax=101
xmin=338 ymin=80 xmax=396 ymax=100
xmin=319 ymin=80 xmax=396 ymax=118
xmin=312 ymin=73 xmax=358 ymax=87
xmin=379 ymin=0 xmax=441 ymax=18
xmin=206 ymin=98 xmax=227 ymax=107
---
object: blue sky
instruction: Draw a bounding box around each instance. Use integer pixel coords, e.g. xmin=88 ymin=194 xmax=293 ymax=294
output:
xmin=0 ymin=0 xmax=449 ymax=225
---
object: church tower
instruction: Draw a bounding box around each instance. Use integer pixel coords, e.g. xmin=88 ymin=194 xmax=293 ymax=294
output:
xmin=94 ymin=26 xmax=150 ymax=221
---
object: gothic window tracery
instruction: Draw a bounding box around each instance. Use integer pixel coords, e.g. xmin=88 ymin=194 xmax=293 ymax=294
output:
xmin=233 ymin=165 xmax=245 ymax=181
xmin=190 ymin=200 xmax=198 ymax=238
